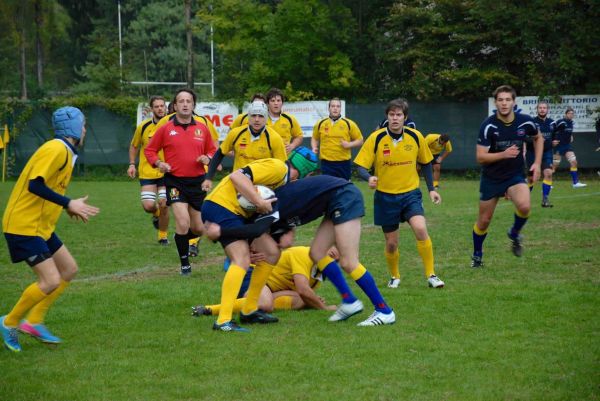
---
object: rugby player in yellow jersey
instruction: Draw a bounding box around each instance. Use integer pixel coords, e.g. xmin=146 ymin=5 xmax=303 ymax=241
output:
xmin=266 ymin=88 xmax=303 ymax=153
xmin=154 ymin=96 xmax=221 ymax=257
xmin=311 ymin=98 xmax=363 ymax=180
xmin=229 ymin=93 xmax=267 ymax=130
xmin=354 ymin=98 xmax=445 ymax=290
xmin=424 ymin=133 xmax=453 ymax=189
xmin=200 ymin=158 xmax=289 ymax=332
xmin=1 ymin=107 xmax=100 ymax=352
xmin=192 ymin=233 xmax=339 ymax=317
xmin=127 ymin=96 xmax=170 ymax=245
xmin=204 ymin=101 xmax=287 ymax=181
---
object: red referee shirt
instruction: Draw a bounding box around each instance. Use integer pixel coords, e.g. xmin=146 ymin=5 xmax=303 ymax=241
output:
xmin=144 ymin=117 xmax=217 ymax=177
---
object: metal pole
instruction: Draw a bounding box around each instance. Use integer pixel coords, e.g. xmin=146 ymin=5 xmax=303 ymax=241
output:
xmin=118 ymin=1 xmax=123 ymax=83
xmin=211 ymin=24 xmax=215 ymax=97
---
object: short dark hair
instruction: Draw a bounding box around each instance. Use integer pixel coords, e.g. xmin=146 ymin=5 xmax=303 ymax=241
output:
xmin=565 ymin=106 xmax=574 ymax=114
xmin=328 ymin=97 xmax=342 ymax=108
xmin=149 ymin=96 xmax=166 ymax=107
xmin=251 ymin=93 xmax=267 ymax=103
xmin=537 ymin=100 xmax=550 ymax=109
xmin=174 ymin=88 xmax=197 ymax=104
xmin=266 ymin=88 xmax=285 ymax=102
xmin=440 ymin=134 xmax=450 ymax=143
xmin=493 ymin=85 xmax=516 ymax=100
xmin=385 ymin=98 xmax=409 ymax=116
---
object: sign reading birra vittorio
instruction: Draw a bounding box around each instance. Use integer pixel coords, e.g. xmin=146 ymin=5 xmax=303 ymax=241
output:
xmin=488 ymin=95 xmax=599 ymax=133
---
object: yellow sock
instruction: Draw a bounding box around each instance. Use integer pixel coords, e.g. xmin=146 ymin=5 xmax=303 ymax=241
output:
xmin=189 ymin=237 xmax=199 ymax=246
xmin=208 ymin=298 xmax=245 ymax=316
xmin=416 ymin=237 xmax=435 ymax=278
xmin=316 ymin=255 xmax=335 ymax=271
xmin=158 ymin=230 xmax=168 ymax=240
xmin=242 ymin=261 xmax=274 ymax=315
xmin=473 ymin=224 xmax=487 ymax=236
xmin=26 ymin=280 xmax=69 ymax=324
xmin=216 ymin=264 xmax=247 ymax=325
xmin=5 ymin=283 xmax=47 ymax=327
xmin=433 ymin=180 xmax=439 ymax=187
xmin=273 ymin=296 xmax=293 ymax=310
xmin=153 ymin=209 xmax=160 ymax=217
xmin=349 ymin=263 xmax=367 ymax=281
xmin=384 ymin=249 xmax=400 ymax=278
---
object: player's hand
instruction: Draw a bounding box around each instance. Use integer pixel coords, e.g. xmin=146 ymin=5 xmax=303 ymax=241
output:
xmin=429 ymin=190 xmax=441 ymax=205
xmin=204 ymin=222 xmax=221 ymax=241
xmin=201 ymin=179 xmax=212 ymax=192
xmin=157 ymin=161 xmax=171 ymax=173
xmin=256 ymin=197 xmax=277 ymax=214
xmin=325 ymin=304 xmax=337 ymax=311
xmin=503 ymin=145 xmax=520 ymax=159
xmin=552 ymin=140 xmax=559 ymax=147
xmin=197 ymin=155 xmax=210 ymax=165
xmin=285 ymin=144 xmax=293 ymax=154
xmin=327 ymin=246 xmax=340 ymax=260
xmin=67 ymin=195 xmax=100 ymax=223
xmin=436 ymin=157 xmax=442 ymax=164
xmin=530 ymin=163 xmax=541 ymax=182
xmin=250 ymin=251 xmax=266 ymax=264
xmin=127 ymin=164 xmax=136 ymax=179
xmin=340 ymin=140 xmax=351 ymax=149
xmin=312 ymin=147 xmax=319 ymax=154
xmin=368 ymin=176 xmax=378 ymax=189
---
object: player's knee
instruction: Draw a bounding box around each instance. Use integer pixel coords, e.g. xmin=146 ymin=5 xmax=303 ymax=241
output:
xmin=385 ymin=242 xmax=397 ymax=253
xmin=40 ymin=274 xmax=61 ymax=293
xmin=142 ymin=202 xmax=157 ymax=213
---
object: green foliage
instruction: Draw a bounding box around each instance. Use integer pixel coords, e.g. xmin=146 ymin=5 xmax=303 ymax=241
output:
xmin=0 ymin=179 xmax=598 ymax=400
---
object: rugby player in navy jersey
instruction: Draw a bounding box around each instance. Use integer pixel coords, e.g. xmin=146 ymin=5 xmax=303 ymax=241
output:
xmin=471 ymin=85 xmax=544 ymax=268
xmin=206 ymin=156 xmax=396 ymax=327
xmin=528 ymin=101 xmax=556 ymax=207
xmin=553 ymin=107 xmax=586 ymax=188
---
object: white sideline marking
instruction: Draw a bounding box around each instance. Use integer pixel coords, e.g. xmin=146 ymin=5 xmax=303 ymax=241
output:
xmin=76 ymin=265 xmax=162 ymax=282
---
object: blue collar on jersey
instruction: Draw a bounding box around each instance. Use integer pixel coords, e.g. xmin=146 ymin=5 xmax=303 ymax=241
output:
xmin=55 ymin=135 xmax=79 ymax=154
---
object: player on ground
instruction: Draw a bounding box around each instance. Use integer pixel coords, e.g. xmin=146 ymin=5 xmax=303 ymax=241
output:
xmin=355 ymin=98 xmax=444 ymax=289
xmin=425 ymin=133 xmax=453 ymax=189
xmin=144 ymin=88 xmax=217 ymax=276
xmin=311 ymin=98 xmax=363 ymax=180
xmin=553 ymin=107 xmax=587 ymax=188
xmin=127 ymin=96 xmax=170 ymax=244
xmin=229 ymin=93 xmax=267 ymax=130
xmin=470 ymin=85 xmax=543 ymax=268
xmin=204 ymin=101 xmax=287 ymax=180
xmin=528 ymin=101 xmax=556 ymax=207
xmin=1 ymin=106 xmax=100 ymax=352
xmin=266 ymin=88 xmax=304 ymax=154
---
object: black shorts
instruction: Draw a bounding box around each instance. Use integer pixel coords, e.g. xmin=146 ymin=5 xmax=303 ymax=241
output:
xmin=164 ymin=174 xmax=206 ymax=211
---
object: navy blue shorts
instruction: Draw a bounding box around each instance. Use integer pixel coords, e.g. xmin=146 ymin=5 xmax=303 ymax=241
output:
xmin=479 ymin=174 xmax=526 ymax=201
xmin=432 ymin=153 xmax=441 ymax=165
xmin=139 ymin=177 xmax=165 ymax=187
xmin=201 ymin=200 xmax=247 ymax=247
xmin=526 ymin=149 xmax=553 ymax=172
xmin=374 ymin=189 xmax=424 ymax=232
xmin=326 ymin=184 xmax=365 ymax=224
xmin=320 ymin=159 xmax=352 ymax=181
xmin=555 ymin=144 xmax=573 ymax=156
xmin=4 ymin=232 xmax=63 ymax=264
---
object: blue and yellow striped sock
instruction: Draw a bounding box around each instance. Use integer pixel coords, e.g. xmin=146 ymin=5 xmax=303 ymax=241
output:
xmin=542 ymin=179 xmax=552 ymax=199
xmin=317 ymin=256 xmax=357 ymax=304
xmin=570 ymin=167 xmax=578 ymax=184
xmin=472 ymin=224 xmax=487 ymax=257
xmin=510 ymin=210 xmax=529 ymax=238
xmin=350 ymin=264 xmax=392 ymax=314
xmin=528 ymin=182 xmax=534 ymax=192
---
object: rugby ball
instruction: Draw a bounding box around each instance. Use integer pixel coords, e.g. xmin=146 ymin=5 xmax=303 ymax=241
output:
xmin=237 ymin=185 xmax=276 ymax=212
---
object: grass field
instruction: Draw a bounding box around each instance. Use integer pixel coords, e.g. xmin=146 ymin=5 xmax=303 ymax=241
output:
xmin=0 ymin=177 xmax=599 ymax=401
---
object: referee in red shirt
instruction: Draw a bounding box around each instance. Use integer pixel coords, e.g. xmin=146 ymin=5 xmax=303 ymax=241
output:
xmin=145 ymin=88 xmax=217 ymax=275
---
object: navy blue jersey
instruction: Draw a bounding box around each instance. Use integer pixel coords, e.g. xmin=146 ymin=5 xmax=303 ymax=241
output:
xmin=478 ymin=113 xmax=538 ymax=181
xmin=272 ymin=175 xmax=351 ymax=228
xmin=378 ymin=118 xmax=416 ymax=130
xmin=553 ymin=118 xmax=574 ymax=147
xmin=529 ymin=116 xmax=555 ymax=152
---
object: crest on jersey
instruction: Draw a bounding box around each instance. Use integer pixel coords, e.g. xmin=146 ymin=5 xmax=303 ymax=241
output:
xmin=194 ymin=129 xmax=202 ymax=137
xmin=404 ymin=144 xmax=413 ymax=151
xmin=516 ymin=129 xmax=526 ymax=137
xmin=383 ymin=144 xmax=391 ymax=157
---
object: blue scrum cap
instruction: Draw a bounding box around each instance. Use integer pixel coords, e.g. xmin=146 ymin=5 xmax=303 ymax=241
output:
xmin=52 ymin=106 xmax=85 ymax=140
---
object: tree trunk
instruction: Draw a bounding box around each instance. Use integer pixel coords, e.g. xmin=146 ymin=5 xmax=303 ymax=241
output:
xmin=185 ymin=0 xmax=193 ymax=89
xmin=35 ymin=0 xmax=44 ymax=88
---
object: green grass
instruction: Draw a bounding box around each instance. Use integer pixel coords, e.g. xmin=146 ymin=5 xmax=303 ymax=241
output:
xmin=0 ymin=178 xmax=599 ymax=401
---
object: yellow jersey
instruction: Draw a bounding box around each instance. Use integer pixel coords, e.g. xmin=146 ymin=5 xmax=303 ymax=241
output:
xmin=268 ymin=113 xmax=303 ymax=147
xmin=312 ymin=117 xmax=362 ymax=161
xmin=230 ymin=113 xmax=249 ymax=130
xmin=205 ymin=158 xmax=288 ymax=218
xmin=425 ymin=133 xmax=452 ymax=155
xmin=220 ymin=126 xmax=287 ymax=171
xmin=131 ymin=118 xmax=164 ymax=179
xmin=354 ymin=127 xmax=433 ymax=194
xmin=3 ymin=139 xmax=76 ymax=239
xmin=267 ymin=246 xmax=320 ymax=292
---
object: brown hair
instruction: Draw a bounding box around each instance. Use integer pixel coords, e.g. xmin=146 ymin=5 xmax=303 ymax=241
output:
xmin=493 ymin=85 xmax=516 ymax=100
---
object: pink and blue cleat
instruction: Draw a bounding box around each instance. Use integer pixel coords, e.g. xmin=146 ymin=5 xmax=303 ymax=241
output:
xmin=18 ymin=321 xmax=62 ymax=344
